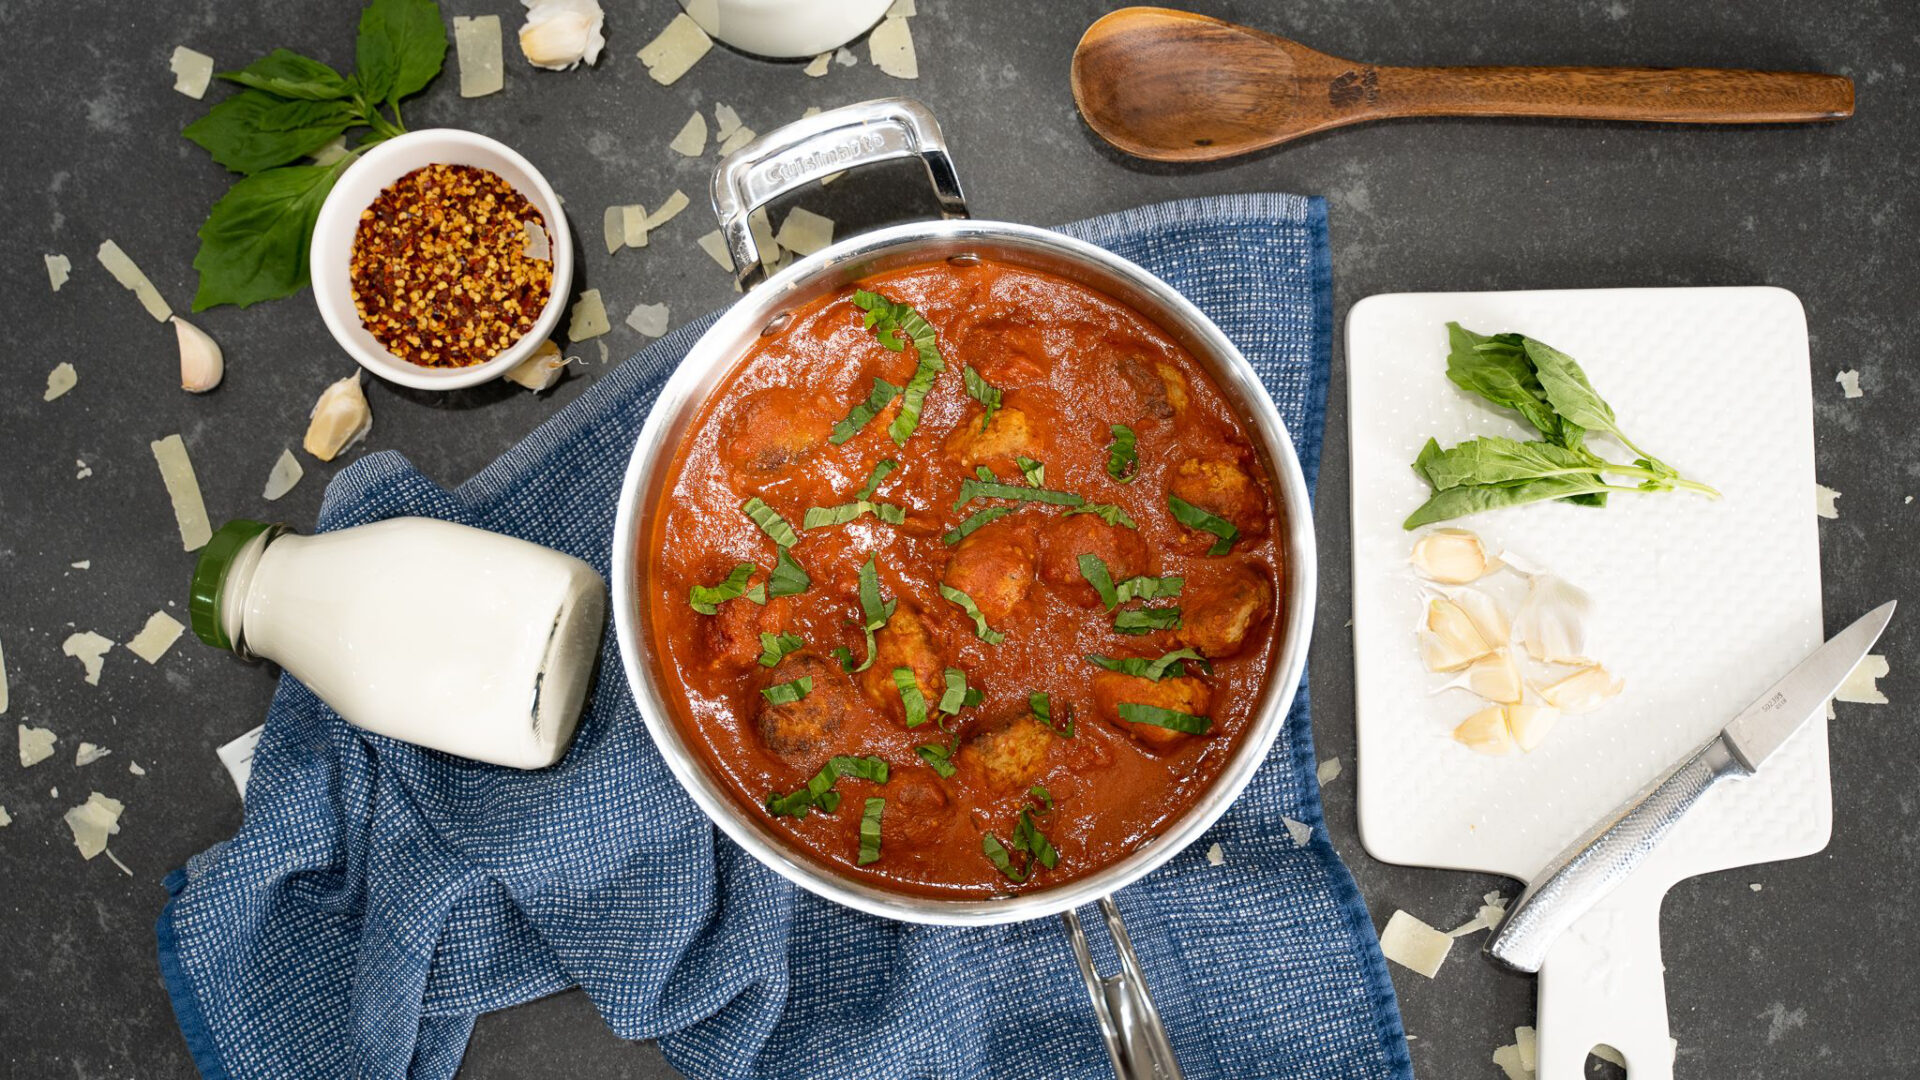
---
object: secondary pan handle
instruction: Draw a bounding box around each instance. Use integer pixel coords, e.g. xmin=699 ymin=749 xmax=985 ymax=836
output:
xmin=1063 ymin=897 xmax=1186 ymax=1080
xmin=710 ymin=97 xmax=969 ymax=290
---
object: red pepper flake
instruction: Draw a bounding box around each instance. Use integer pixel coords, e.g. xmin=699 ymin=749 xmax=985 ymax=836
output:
xmin=349 ymin=163 xmax=554 ymax=369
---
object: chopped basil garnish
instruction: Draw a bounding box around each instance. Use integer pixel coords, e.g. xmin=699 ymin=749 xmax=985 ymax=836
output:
xmin=851 ymin=290 xmax=947 ymax=446
xmin=975 ymin=465 xmax=996 ymax=482
xmin=689 ymin=562 xmax=765 ymax=614
xmin=982 ymin=832 xmax=1020 ymax=880
xmin=741 ymin=496 xmax=799 ymax=549
xmin=759 ymin=674 xmax=813 ymax=705
xmin=893 ymin=667 xmax=930 ymax=728
xmin=1081 ymin=554 xmax=1182 ymax=617
xmin=943 ymin=506 xmax=1015 ymax=546
xmin=1015 ymin=455 xmax=1045 ymax=488
xmin=951 ymin=477 xmax=1084 ymax=513
xmin=857 ymin=797 xmax=886 ymax=864
xmin=1065 ymin=502 xmax=1139 ymax=529
xmin=984 ymin=809 xmax=1059 ymax=882
xmin=962 ymin=365 xmax=1002 ymax=432
xmin=1030 ymin=690 xmax=1074 ymax=737
xmin=1116 ymin=701 xmax=1211 ymax=734
xmin=1028 ymin=784 xmax=1053 ymax=812
xmin=768 ymin=547 xmax=811 ymax=597
xmin=1085 ymin=648 xmax=1209 ymax=681
xmin=803 ymin=500 xmax=907 ymax=529
xmin=1114 ymin=607 xmax=1182 ymax=635
xmin=916 ymin=740 xmax=958 ymax=778
xmin=840 ymin=556 xmax=897 ymax=673
xmin=938 ymin=667 xmax=983 ymax=715
xmin=757 ymin=631 xmax=804 ymax=668
xmin=1106 ymin=424 xmax=1139 ymax=483
xmin=939 ymin=584 xmax=1006 ymax=644
xmin=1118 ymin=574 xmax=1183 ymax=605
xmin=1078 ymin=552 xmax=1120 ymax=610
xmin=766 ymin=754 xmax=890 ymax=818
xmin=830 ymin=377 xmax=902 ymax=445
xmin=856 ymin=459 xmax=899 ymax=500
xmin=1168 ymin=493 xmax=1239 ymax=556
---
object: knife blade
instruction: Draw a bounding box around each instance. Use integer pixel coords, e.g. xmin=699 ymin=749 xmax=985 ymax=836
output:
xmin=1484 ymin=600 xmax=1896 ymax=974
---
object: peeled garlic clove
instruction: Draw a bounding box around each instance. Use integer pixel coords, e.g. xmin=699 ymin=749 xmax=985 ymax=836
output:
xmin=1437 ymin=648 xmax=1524 ymax=704
xmin=1514 ymin=574 xmax=1591 ymax=663
xmin=1411 ymin=528 xmax=1496 ymax=584
xmin=503 ymin=340 xmax=567 ymax=392
xmin=173 ymin=316 xmax=223 ymax=393
xmin=1454 ymin=706 xmax=1518 ymax=756
xmin=1419 ymin=595 xmax=1494 ymax=672
xmin=303 ymin=373 xmax=372 ymax=462
xmin=1505 ymin=704 xmax=1561 ymax=752
xmin=1538 ymin=664 xmax=1623 ymax=714
xmin=518 ymin=0 xmax=605 ymax=70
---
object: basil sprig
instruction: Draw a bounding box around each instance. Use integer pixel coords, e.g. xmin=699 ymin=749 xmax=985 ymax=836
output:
xmin=1105 ymin=424 xmax=1139 ymax=483
xmin=183 ymin=0 xmax=448 ymax=310
xmin=1116 ymin=701 xmax=1211 ymax=734
xmin=689 ymin=563 xmax=765 ymax=615
xmin=857 ymin=797 xmax=886 ymax=865
xmin=1167 ymin=494 xmax=1239 ymax=556
xmin=766 ymin=754 xmax=889 ymax=818
xmin=939 ymin=585 xmax=1005 ymax=644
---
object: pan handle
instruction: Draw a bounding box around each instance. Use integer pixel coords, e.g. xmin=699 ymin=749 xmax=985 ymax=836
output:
xmin=709 ymin=97 xmax=969 ymax=290
xmin=1062 ymin=896 xmax=1186 ymax=1080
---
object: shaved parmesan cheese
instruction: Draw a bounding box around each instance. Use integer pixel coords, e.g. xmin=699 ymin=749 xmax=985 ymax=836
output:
xmin=150 ymin=434 xmax=213 ymax=549
xmin=63 ymin=792 xmax=124 ymax=860
xmin=44 ymin=362 xmax=77 ymax=402
xmin=669 ymin=111 xmax=708 ymax=156
xmin=304 ymin=374 xmax=372 ymax=462
xmin=1281 ymin=815 xmax=1313 ymax=847
xmin=713 ymin=102 xmax=743 ymax=140
xmin=97 ymin=240 xmax=172 ymax=322
xmin=1317 ymin=756 xmax=1342 ymax=785
xmin=774 ymin=207 xmax=835 ymax=256
xmin=170 ymin=45 xmax=214 ymax=99
xmin=602 ymin=204 xmax=625 ymax=255
xmin=1516 ymin=1025 xmax=1537 ymax=1072
xmin=63 ymin=631 xmax=114 ymax=685
xmin=624 ymin=301 xmax=669 ymax=338
xmin=622 ymin=204 xmax=648 ymax=249
xmin=503 ymin=340 xmax=568 ymax=391
xmin=523 ymin=220 xmax=550 ymax=262
xmin=1836 ymin=369 xmax=1863 ymax=398
xmin=566 ymin=289 xmax=610 ymax=341
xmin=887 ymin=0 xmax=916 ymax=15
xmin=1592 ymin=1044 xmax=1625 ymax=1067
xmin=453 ymin=15 xmax=505 ymax=97
xmin=596 ymin=340 xmax=608 ymax=364
xmin=0 ymin=806 xmax=9 ymax=827
xmin=1815 ymin=483 xmax=1841 ymax=519
xmin=129 ymin=761 xmax=146 ymax=776
xmin=1205 ymin=842 xmax=1224 ymax=866
xmin=748 ymin=208 xmax=780 ymax=273
xmin=1750 ymin=882 xmax=1763 ymax=891
xmin=1485 ymin=890 xmax=1507 ymax=908
xmin=868 ymin=16 xmax=917 ymax=79
xmin=1380 ymin=910 xmax=1452 ymax=978
xmin=75 ymin=459 xmax=92 ymax=480
xmin=20 ymin=724 xmax=57 ymax=767
xmin=644 ymin=190 xmax=690 ymax=231
xmin=263 ymin=448 xmax=303 ymax=501
xmin=697 ymin=229 xmax=733 ymax=271
xmin=804 ymin=51 xmax=831 ymax=77
xmin=1491 ymin=1043 xmax=1529 ymax=1080
xmin=1836 ymin=653 xmax=1889 ymax=704
xmin=518 ymin=0 xmax=605 ymax=70
xmin=76 ymin=742 xmax=111 ymax=767
xmin=45 ymin=253 xmax=71 ymax=291
xmin=126 ymin=611 xmax=185 ymax=664
xmin=309 ymin=135 xmax=350 ymax=166
xmin=0 ymin=635 xmax=7 ymax=714
xmin=637 ymin=13 xmax=711 ymax=85
xmin=835 ymin=46 xmax=858 ymax=68
xmin=71 ymin=560 xmax=90 ymax=569
xmin=717 ymin=125 xmax=756 ymax=156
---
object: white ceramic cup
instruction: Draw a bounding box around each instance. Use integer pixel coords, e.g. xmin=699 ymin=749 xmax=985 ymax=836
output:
xmin=310 ymin=129 xmax=573 ymax=391
xmin=679 ymin=0 xmax=893 ymax=59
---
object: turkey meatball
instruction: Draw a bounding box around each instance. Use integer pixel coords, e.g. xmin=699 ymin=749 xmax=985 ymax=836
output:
xmin=943 ymin=516 xmax=1038 ymax=622
xmin=1091 ymin=670 xmax=1213 ymax=752
xmin=1176 ymin=562 xmax=1272 ymax=659
xmin=755 ymin=654 xmax=858 ymax=762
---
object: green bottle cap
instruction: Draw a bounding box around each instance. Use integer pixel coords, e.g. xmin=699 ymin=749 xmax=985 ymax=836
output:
xmin=190 ymin=519 xmax=285 ymax=653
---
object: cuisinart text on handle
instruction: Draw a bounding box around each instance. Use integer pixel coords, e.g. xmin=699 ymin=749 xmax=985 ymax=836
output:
xmin=763 ymin=133 xmax=888 ymax=183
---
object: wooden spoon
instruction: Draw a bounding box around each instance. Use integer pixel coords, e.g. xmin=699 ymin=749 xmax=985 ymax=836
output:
xmin=1071 ymin=7 xmax=1854 ymax=162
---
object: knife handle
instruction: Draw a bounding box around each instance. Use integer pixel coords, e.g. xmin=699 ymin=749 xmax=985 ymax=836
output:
xmin=1484 ymin=734 xmax=1751 ymax=973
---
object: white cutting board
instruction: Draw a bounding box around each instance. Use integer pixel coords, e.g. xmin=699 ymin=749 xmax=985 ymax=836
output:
xmin=1347 ymin=288 xmax=1826 ymax=1079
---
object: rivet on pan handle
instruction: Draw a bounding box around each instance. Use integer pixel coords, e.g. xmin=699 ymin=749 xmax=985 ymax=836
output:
xmin=709 ymin=97 xmax=970 ymax=291
xmin=1063 ymin=896 xmax=1185 ymax=1080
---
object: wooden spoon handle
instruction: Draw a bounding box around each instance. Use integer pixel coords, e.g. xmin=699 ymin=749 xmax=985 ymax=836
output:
xmin=1369 ymin=65 xmax=1853 ymax=123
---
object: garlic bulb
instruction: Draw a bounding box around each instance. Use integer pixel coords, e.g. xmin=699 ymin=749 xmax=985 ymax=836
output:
xmin=518 ymin=0 xmax=604 ymax=70
xmin=303 ymin=373 xmax=373 ymax=462
xmin=1410 ymin=528 xmax=1495 ymax=584
xmin=1505 ymin=704 xmax=1560 ymax=752
xmin=1419 ymin=594 xmax=1496 ymax=672
xmin=1437 ymin=648 xmax=1524 ymax=704
xmin=1538 ymin=664 xmax=1624 ymax=714
xmin=1513 ymin=574 xmax=1591 ymax=663
xmin=172 ymin=316 xmax=223 ymax=393
xmin=1454 ymin=706 xmax=1518 ymax=756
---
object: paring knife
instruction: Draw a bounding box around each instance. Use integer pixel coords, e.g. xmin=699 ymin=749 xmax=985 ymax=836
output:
xmin=1484 ymin=600 xmax=1896 ymax=974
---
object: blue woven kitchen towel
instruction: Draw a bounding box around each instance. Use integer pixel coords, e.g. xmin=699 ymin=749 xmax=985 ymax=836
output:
xmin=157 ymin=193 xmax=1412 ymax=1080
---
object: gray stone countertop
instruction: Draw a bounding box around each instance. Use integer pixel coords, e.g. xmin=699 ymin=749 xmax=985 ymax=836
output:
xmin=2 ymin=1 xmax=1913 ymax=1077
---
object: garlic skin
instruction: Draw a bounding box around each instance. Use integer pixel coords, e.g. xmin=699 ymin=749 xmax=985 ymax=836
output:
xmin=518 ymin=0 xmax=605 ymax=70
xmin=1513 ymin=574 xmax=1591 ymax=663
xmin=1538 ymin=664 xmax=1624 ymax=714
xmin=1420 ymin=595 xmax=1495 ymax=672
xmin=1505 ymin=704 xmax=1560 ymax=752
xmin=303 ymin=373 xmax=373 ymax=462
xmin=172 ymin=316 xmax=224 ymax=393
xmin=1454 ymin=706 xmax=1518 ymax=756
xmin=1411 ymin=528 xmax=1496 ymax=584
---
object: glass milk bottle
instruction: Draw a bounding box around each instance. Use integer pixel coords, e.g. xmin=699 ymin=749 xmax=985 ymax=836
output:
xmin=190 ymin=518 xmax=606 ymax=769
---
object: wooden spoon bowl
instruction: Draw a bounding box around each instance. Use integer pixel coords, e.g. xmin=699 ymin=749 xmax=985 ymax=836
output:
xmin=1072 ymin=7 xmax=1854 ymax=162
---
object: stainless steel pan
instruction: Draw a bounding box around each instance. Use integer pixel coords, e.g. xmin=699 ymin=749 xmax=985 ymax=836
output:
xmin=609 ymin=99 xmax=1317 ymax=1080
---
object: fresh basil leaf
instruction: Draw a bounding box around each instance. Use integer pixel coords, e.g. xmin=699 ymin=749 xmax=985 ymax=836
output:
xmin=802 ymin=500 xmax=905 ymax=529
xmin=851 ymin=290 xmax=947 ymax=445
xmin=1085 ymin=647 xmax=1208 ymax=681
xmin=767 ymin=754 xmax=888 ymax=818
xmin=982 ymin=831 xmax=1025 ymax=881
xmin=962 ymin=365 xmax=1002 ymax=432
xmin=688 ymin=563 xmax=760 ymax=614
xmin=1522 ymin=336 xmax=1617 ymax=436
xmin=855 ymin=459 xmax=898 ymax=500
xmin=975 ymin=466 xmax=996 ymax=482
xmin=951 ymin=477 xmax=1084 ymax=513
xmin=1113 ymin=607 xmax=1181 ymax=635
xmin=1116 ymin=574 xmax=1183 ymax=605
xmin=1402 ymin=474 xmax=1617 ymax=529
xmin=893 ymin=667 xmax=930 ymax=728
xmin=830 ymin=378 xmax=901 ymax=444
xmin=1015 ymin=456 xmax=1045 ymax=488
xmin=1167 ymin=494 xmax=1238 ymax=556
xmin=740 ymin=496 xmax=799 ymax=548
xmin=943 ymin=506 xmax=1015 ymax=546
xmin=939 ymin=584 xmax=1006 ymax=644
xmin=843 ymin=556 xmax=895 ymax=673
xmin=759 ymin=674 xmax=813 ymax=705
xmin=356 ymin=0 xmax=447 ymax=105
xmin=183 ymin=90 xmax=359 ymax=175
xmin=768 ymin=547 xmax=810 ymax=597
xmin=757 ymin=631 xmax=804 ymax=668
xmin=938 ymin=667 xmax=981 ymax=715
xmin=1030 ymin=690 xmax=1073 ymax=737
xmin=190 ymin=158 xmax=349 ymax=310
xmin=889 ymin=351 xmax=945 ymax=445
xmin=1011 ymin=809 xmax=1058 ymax=869
xmin=1105 ymin=423 xmax=1138 ymax=483
xmin=1064 ymin=502 xmax=1138 ymax=529
xmin=1028 ymin=784 xmax=1053 ymax=812
xmin=219 ymin=49 xmax=354 ymax=100
xmin=916 ymin=740 xmax=957 ymax=777
xmin=1077 ymin=552 xmax=1120 ymax=610
xmin=857 ymin=797 xmax=886 ymax=865
xmin=1116 ymin=701 xmax=1211 ymax=734
xmin=1445 ymin=322 xmax=1564 ymax=443
xmin=1416 ymin=436 xmax=1604 ymax=492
